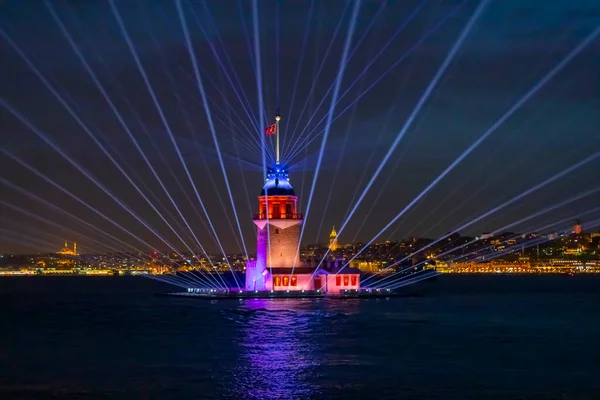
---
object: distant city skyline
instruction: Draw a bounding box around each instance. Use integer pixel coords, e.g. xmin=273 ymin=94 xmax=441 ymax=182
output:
xmin=2 ymin=216 xmax=599 ymax=278
xmin=1 ymin=214 xmax=599 ymax=256
xmin=3 ymin=218 xmax=599 ymax=257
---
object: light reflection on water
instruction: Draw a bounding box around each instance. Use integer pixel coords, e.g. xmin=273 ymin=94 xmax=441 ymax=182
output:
xmin=224 ymin=299 xmax=360 ymax=399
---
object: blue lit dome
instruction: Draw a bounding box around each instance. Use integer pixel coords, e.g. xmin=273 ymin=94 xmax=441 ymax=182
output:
xmin=261 ymin=165 xmax=295 ymax=196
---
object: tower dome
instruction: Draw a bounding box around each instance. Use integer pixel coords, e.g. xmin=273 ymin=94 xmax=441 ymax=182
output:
xmin=260 ymin=165 xmax=295 ymax=196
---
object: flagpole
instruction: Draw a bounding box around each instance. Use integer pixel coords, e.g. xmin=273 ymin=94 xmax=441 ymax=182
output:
xmin=275 ymin=112 xmax=281 ymax=165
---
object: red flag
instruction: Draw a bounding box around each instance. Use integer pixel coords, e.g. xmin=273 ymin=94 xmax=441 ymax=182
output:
xmin=265 ymin=124 xmax=276 ymax=135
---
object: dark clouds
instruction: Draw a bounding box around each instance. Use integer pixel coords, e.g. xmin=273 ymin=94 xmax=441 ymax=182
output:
xmin=1 ymin=0 xmax=599 ymax=254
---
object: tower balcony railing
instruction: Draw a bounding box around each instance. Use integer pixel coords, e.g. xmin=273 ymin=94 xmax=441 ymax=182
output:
xmin=253 ymin=212 xmax=303 ymax=220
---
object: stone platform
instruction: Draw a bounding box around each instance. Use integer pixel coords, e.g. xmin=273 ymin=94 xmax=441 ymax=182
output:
xmin=157 ymin=288 xmax=403 ymax=300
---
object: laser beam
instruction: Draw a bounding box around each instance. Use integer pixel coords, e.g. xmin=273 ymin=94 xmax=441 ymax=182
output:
xmin=312 ymin=0 xmax=489 ymax=274
xmin=177 ymin=0 xmax=250 ymax=270
xmin=110 ymin=0 xmax=240 ymax=288
xmin=339 ymin=23 xmax=600 ymax=275
xmin=294 ymin=0 xmax=362 ymax=281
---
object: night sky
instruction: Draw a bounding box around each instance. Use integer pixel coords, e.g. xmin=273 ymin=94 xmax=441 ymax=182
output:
xmin=1 ymin=0 xmax=599 ymax=255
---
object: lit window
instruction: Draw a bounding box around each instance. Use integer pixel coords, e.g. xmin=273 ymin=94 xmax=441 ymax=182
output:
xmin=283 ymin=276 xmax=289 ymax=286
xmin=343 ymin=276 xmax=349 ymax=286
xmin=274 ymin=276 xmax=281 ymax=286
xmin=291 ymin=276 xmax=297 ymax=286
xmin=351 ymin=275 xmax=357 ymax=286
xmin=335 ymin=276 xmax=341 ymax=286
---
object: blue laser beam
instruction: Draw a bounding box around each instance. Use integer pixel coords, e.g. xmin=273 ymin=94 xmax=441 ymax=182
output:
xmin=189 ymin=2 xmax=261 ymax=134
xmin=1 ymin=200 xmax=134 ymax=258
xmin=177 ymin=0 xmax=250 ymax=277
xmin=44 ymin=1 xmax=227 ymax=289
xmin=282 ymin=0 xmax=315 ymax=156
xmin=340 ymin=23 xmax=600 ymax=275
xmin=283 ymin=1 xmax=467 ymax=164
xmin=0 ymin=107 xmax=190 ymax=257
xmin=369 ymin=193 xmax=600 ymax=288
xmin=109 ymin=0 xmax=239 ymax=288
xmin=287 ymin=0 xmax=427 ymax=159
xmin=295 ymin=0 xmax=362 ymax=280
xmin=363 ymin=152 xmax=600 ymax=285
xmin=0 ymin=152 xmax=198 ymax=272
xmin=0 ymin=31 xmax=220 ymax=274
xmin=285 ymin=2 xmax=352 ymax=157
xmin=380 ymin=271 xmax=440 ymax=290
xmin=0 ymin=153 xmax=228 ymax=290
xmin=312 ymin=0 xmax=489 ymax=273
xmin=0 ymin=178 xmax=173 ymax=258
xmin=250 ymin=0 xmax=275 ymax=280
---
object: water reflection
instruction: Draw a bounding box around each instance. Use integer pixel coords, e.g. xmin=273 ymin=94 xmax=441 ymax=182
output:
xmin=218 ymin=298 xmax=362 ymax=399
xmin=224 ymin=299 xmax=316 ymax=399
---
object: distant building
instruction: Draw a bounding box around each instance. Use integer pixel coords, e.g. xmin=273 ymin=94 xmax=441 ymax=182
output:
xmin=349 ymin=260 xmax=385 ymax=273
xmin=573 ymin=220 xmax=583 ymax=235
xmin=57 ymin=241 xmax=77 ymax=256
xmin=329 ymin=226 xmax=339 ymax=251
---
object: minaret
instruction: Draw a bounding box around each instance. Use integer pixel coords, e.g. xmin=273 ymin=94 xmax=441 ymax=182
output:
xmin=73 ymin=242 xmax=77 ymax=255
xmin=329 ymin=226 xmax=339 ymax=251
xmin=245 ymin=112 xmax=304 ymax=291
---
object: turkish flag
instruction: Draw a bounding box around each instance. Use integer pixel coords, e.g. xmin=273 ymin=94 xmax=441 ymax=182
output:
xmin=265 ymin=124 xmax=276 ymax=135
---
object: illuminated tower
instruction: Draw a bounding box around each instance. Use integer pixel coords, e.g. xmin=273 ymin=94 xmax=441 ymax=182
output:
xmin=243 ymin=111 xmax=360 ymax=293
xmin=329 ymin=226 xmax=339 ymax=251
xmin=73 ymin=242 xmax=77 ymax=256
xmin=573 ymin=219 xmax=582 ymax=235
xmin=245 ymin=113 xmax=303 ymax=291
